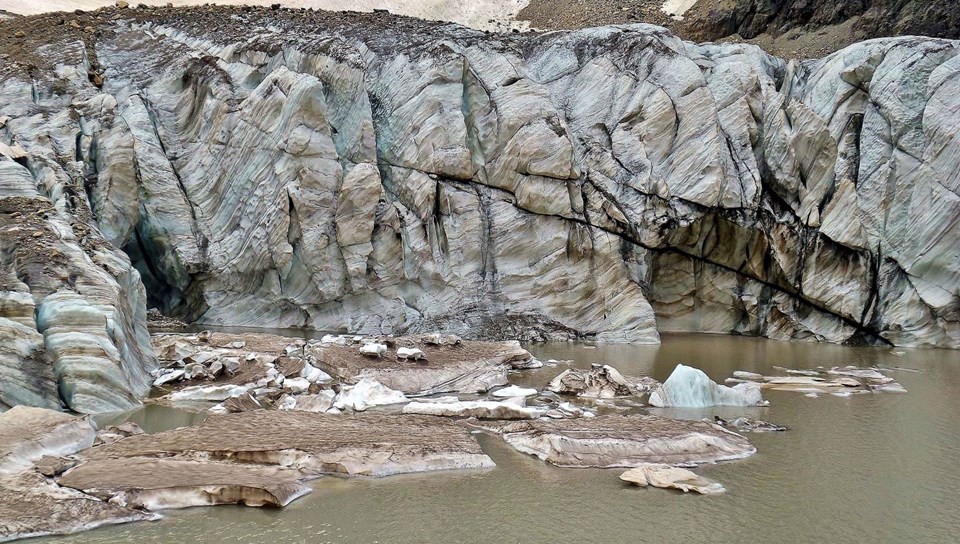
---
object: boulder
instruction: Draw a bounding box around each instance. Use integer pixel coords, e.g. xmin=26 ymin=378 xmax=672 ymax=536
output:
xmin=94 ymin=422 xmax=145 ymax=446
xmin=153 ymin=368 xmax=185 ymax=387
xmin=299 ymin=363 xmax=332 ymax=383
xmin=283 ymin=377 xmax=311 ymax=394
xmin=220 ymin=393 xmax=263 ymax=413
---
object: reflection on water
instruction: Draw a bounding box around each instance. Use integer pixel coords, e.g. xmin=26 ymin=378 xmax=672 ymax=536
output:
xmin=44 ymin=334 xmax=960 ymax=544
xmin=93 ymin=405 xmax=208 ymax=434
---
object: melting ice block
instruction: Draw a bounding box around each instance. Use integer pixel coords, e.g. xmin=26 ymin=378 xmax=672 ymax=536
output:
xmin=649 ymin=364 xmax=765 ymax=408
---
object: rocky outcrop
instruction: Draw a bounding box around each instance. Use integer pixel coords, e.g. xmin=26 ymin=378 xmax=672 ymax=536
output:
xmin=520 ymin=0 xmax=960 ymax=58
xmin=684 ymin=0 xmax=960 ymax=44
xmin=1 ymin=6 xmax=959 ymax=410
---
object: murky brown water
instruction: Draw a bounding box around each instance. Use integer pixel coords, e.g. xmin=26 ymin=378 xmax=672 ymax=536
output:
xmin=43 ymin=334 xmax=960 ymax=544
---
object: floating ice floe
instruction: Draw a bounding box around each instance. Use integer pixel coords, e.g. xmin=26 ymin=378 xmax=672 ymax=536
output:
xmin=649 ymin=364 xmax=765 ymax=408
xmin=620 ymin=464 xmax=725 ymax=495
xmin=712 ymin=416 xmax=786 ymax=432
xmin=727 ymin=365 xmax=907 ymax=395
xmin=491 ymin=414 xmax=756 ymax=467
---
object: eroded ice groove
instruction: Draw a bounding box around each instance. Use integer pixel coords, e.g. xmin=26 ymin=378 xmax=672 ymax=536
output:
xmin=0 ymin=6 xmax=959 ymax=412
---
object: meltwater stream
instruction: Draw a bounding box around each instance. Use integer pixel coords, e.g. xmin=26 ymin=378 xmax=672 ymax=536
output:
xmin=40 ymin=334 xmax=960 ymax=544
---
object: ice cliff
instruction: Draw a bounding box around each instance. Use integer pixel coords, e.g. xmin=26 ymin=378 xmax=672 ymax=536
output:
xmin=0 ymin=6 xmax=958 ymax=412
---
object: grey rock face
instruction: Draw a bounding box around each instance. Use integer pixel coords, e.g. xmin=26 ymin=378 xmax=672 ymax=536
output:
xmin=1 ymin=9 xmax=959 ymax=410
xmin=684 ymin=0 xmax=960 ymax=44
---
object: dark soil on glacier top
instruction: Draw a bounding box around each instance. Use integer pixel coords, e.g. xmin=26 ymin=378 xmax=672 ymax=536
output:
xmin=0 ymin=1 xmax=957 ymax=62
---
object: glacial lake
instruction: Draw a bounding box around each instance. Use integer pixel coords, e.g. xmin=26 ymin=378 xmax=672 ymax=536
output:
xmin=39 ymin=333 xmax=960 ymax=544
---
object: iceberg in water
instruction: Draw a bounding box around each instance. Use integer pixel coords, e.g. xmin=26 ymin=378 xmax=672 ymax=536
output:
xmin=649 ymin=364 xmax=765 ymax=408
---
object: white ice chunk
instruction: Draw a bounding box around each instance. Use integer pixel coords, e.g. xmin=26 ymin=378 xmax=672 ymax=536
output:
xmin=491 ymin=385 xmax=538 ymax=398
xmin=649 ymin=364 xmax=765 ymax=408
xmin=397 ymin=347 xmax=426 ymax=360
xmin=300 ymin=362 xmax=332 ymax=383
xmin=359 ymin=343 xmax=388 ymax=358
xmin=283 ymin=377 xmax=311 ymax=394
xmin=333 ymin=379 xmax=407 ymax=412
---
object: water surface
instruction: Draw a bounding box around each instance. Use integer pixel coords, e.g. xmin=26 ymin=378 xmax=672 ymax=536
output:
xmin=45 ymin=334 xmax=960 ymax=544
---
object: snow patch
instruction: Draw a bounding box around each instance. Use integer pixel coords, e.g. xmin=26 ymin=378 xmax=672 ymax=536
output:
xmin=0 ymin=1 xmax=532 ymax=31
xmin=661 ymin=0 xmax=698 ymax=19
